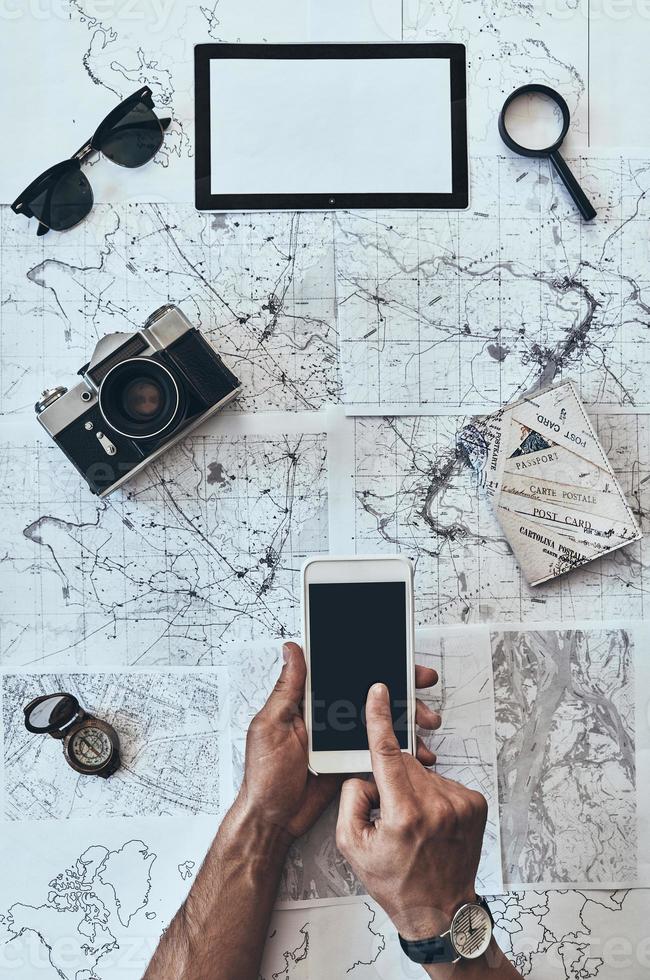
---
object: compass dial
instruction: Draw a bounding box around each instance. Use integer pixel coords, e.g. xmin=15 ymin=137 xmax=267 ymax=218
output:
xmin=450 ymin=903 xmax=492 ymax=960
xmin=69 ymin=726 xmax=113 ymax=769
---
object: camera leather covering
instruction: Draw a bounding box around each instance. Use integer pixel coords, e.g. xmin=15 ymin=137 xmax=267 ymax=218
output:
xmin=55 ymin=403 xmax=147 ymax=495
xmin=168 ymin=331 xmax=240 ymax=404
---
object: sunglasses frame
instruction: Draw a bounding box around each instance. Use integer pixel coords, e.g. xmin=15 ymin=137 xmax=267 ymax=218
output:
xmin=11 ymin=86 xmax=171 ymax=236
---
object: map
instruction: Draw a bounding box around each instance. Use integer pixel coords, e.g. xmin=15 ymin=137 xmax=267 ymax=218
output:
xmin=342 ymin=412 xmax=649 ymax=625
xmin=308 ymin=887 xmax=650 ymax=979
xmin=492 ymin=627 xmax=637 ymax=887
xmin=0 ymin=815 xmax=219 ymax=980
xmin=3 ymin=182 xmax=650 ymax=967
xmin=2 ymin=668 xmax=233 ymax=821
xmin=0 ymin=813 xmax=314 ymax=980
xmin=0 ymin=204 xmax=341 ymax=420
xmin=336 ymin=156 xmax=650 ymax=414
xmin=6 ymin=156 xmax=650 ymax=425
xmin=2 ymin=820 xmax=649 ymax=980
xmin=2 ymin=1 xmax=650 ymax=969
xmin=228 ymin=638 xmax=284 ymax=785
xmin=1 ymin=426 xmax=328 ymax=667
xmin=416 ymin=627 xmax=502 ymax=894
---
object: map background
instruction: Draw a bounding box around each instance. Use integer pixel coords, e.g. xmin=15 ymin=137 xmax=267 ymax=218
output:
xmin=2 ymin=667 xmax=233 ymax=821
xmin=2 ymin=0 xmax=650 ymax=976
xmin=0 ymin=421 xmax=329 ymax=668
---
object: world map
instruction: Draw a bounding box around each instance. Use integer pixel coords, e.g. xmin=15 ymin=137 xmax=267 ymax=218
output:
xmin=1 ymin=834 xmax=642 ymax=980
xmin=3 ymin=839 xmax=157 ymax=978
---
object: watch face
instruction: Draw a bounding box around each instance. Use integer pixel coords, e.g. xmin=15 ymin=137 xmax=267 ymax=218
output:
xmin=68 ymin=725 xmax=114 ymax=771
xmin=450 ymin=903 xmax=492 ymax=960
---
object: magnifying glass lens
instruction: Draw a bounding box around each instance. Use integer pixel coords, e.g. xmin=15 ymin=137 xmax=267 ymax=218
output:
xmin=502 ymin=91 xmax=565 ymax=151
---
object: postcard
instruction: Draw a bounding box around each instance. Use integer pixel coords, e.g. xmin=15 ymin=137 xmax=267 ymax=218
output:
xmin=458 ymin=381 xmax=641 ymax=586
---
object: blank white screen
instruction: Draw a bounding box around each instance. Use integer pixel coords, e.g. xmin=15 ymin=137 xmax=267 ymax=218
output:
xmin=209 ymin=57 xmax=453 ymax=196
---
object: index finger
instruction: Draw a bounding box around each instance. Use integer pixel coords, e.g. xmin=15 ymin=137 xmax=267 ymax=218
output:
xmin=365 ymin=683 xmax=413 ymax=815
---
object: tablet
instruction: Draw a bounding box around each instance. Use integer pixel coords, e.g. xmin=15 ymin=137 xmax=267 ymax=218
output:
xmin=194 ymin=43 xmax=468 ymax=212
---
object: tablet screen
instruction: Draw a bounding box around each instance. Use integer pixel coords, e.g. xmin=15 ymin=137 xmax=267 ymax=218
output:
xmin=208 ymin=57 xmax=453 ymax=197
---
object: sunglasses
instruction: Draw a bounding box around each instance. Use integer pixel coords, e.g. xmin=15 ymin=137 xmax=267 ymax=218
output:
xmin=11 ymin=87 xmax=171 ymax=236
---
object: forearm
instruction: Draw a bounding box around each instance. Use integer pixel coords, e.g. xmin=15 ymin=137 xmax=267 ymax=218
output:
xmin=144 ymin=801 xmax=290 ymax=980
xmin=424 ymin=939 xmax=522 ymax=979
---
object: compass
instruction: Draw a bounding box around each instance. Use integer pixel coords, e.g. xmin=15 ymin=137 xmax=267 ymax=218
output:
xmin=24 ymin=692 xmax=121 ymax=778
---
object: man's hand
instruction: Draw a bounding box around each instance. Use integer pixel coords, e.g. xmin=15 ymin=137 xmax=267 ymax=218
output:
xmin=145 ymin=648 xmax=479 ymax=980
xmin=336 ymin=681 xmax=487 ymax=942
xmin=236 ymin=643 xmax=442 ymax=841
xmin=235 ymin=641 xmax=339 ymax=841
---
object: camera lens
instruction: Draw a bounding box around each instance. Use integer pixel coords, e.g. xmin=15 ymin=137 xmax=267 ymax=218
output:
xmin=122 ymin=378 xmax=164 ymax=420
xmin=99 ymin=358 xmax=185 ymax=440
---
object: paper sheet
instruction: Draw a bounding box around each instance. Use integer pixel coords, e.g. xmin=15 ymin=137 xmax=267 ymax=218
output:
xmin=415 ymin=627 xmax=503 ymax=894
xmin=2 ymin=667 xmax=234 ymax=822
xmin=337 ymin=152 xmax=650 ymax=417
xmin=0 ymin=814 xmax=219 ymax=979
xmin=492 ymin=620 xmax=650 ymax=890
xmin=2 ymin=813 xmax=648 ymax=979
xmin=0 ymin=412 xmax=330 ymax=669
xmin=324 ymin=409 xmax=650 ymax=627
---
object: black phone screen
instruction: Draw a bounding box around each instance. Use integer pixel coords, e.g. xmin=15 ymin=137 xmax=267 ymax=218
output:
xmin=308 ymin=580 xmax=409 ymax=752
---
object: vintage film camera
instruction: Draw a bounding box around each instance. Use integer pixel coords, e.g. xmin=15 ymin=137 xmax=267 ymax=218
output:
xmin=36 ymin=305 xmax=241 ymax=496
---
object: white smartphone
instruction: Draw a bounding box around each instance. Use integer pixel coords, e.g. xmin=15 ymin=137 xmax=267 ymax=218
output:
xmin=302 ymin=555 xmax=416 ymax=775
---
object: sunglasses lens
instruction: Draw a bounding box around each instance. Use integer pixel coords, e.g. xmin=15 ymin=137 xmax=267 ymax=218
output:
xmin=29 ymin=168 xmax=93 ymax=231
xmin=97 ymin=101 xmax=163 ymax=168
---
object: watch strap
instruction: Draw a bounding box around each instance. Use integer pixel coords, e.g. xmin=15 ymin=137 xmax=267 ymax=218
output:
xmin=479 ymin=894 xmax=494 ymax=925
xmin=399 ymin=930 xmax=456 ymax=965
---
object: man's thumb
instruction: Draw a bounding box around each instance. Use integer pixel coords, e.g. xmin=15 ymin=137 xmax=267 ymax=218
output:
xmin=267 ymin=642 xmax=306 ymax=716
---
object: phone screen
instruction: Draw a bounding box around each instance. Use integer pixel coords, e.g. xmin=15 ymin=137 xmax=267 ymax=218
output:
xmin=308 ymin=581 xmax=409 ymax=752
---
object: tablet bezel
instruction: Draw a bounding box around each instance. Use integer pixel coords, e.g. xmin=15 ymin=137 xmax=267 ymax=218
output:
xmin=194 ymin=42 xmax=468 ymax=211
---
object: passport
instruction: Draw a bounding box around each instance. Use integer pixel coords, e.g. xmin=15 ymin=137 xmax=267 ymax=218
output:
xmin=458 ymin=380 xmax=641 ymax=586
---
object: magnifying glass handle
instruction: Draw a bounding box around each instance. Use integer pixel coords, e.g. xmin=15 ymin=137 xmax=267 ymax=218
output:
xmin=549 ymin=150 xmax=597 ymax=221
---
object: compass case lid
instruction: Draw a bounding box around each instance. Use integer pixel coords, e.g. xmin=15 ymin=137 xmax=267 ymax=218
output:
xmin=23 ymin=692 xmax=84 ymax=736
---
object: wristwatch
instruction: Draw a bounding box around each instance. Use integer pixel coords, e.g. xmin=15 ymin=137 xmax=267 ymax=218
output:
xmin=24 ymin=692 xmax=121 ymax=778
xmin=399 ymin=897 xmax=494 ymax=964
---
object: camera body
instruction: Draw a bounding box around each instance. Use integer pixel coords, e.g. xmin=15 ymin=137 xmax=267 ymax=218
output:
xmin=36 ymin=305 xmax=242 ymax=496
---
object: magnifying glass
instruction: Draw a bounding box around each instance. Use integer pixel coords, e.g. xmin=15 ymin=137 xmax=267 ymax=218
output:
xmin=498 ymin=84 xmax=596 ymax=222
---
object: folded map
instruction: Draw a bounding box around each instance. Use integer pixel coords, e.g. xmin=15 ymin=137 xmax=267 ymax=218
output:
xmin=458 ymin=380 xmax=641 ymax=586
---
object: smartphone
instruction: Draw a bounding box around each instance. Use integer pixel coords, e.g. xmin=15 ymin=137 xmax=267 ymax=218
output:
xmin=303 ymin=555 xmax=415 ymax=774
